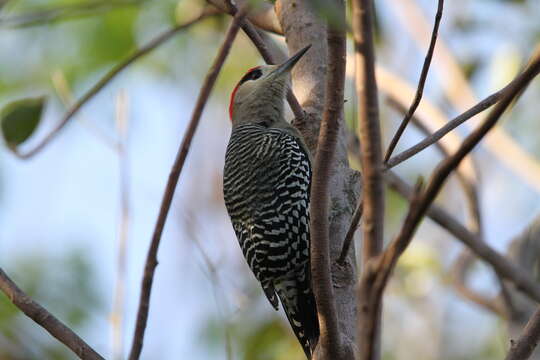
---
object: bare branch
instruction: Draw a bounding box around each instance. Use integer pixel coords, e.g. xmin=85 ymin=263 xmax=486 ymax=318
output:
xmin=352 ymin=0 xmax=384 ymax=357
xmin=127 ymin=8 xmax=248 ymax=360
xmin=392 ymin=0 xmax=540 ymax=193
xmin=506 ymin=306 xmax=540 ymax=360
xmin=357 ymin=180 xmax=424 ymax=360
xmin=387 ymin=100 xmax=510 ymax=317
xmin=383 ymin=0 xmax=443 ymax=162
xmin=337 ymin=197 xmax=363 ymax=266
xmin=0 ymin=0 xmax=143 ymax=28
xmin=13 ymin=7 xmax=219 ymax=160
xmin=352 ymin=0 xmax=384 ymax=265
xmin=208 ymin=0 xmax=282 ymax=34
xmin=0 ymin=268 xmax=105 ymax=360
xmin=309 ymin=1 xmax=346 ymax=357
xmin=402 ymin=49 xmax=540 ymax=253
xmin=356 ymin=51 xmax=540 ymax=360
xmin=209 ymin=0 xmax=304 ymax=120
xmin=386 ymin=171 xmax=540 ymax=304
xmin=385 ymin=77 xmax=513 ymax=170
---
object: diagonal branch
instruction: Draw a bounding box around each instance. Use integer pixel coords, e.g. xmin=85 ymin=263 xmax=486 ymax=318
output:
xmin=13 ymin=7 xmax=219 ymax=160
xmin=0 ymin=268 xmax=105 ymax=360
xmin=0 ymin=0 xmax=143 ymax=28
xmin=358 ymin=50 xmax=540 ymax=360
xmin=385 ymin=74 xmax=518 ymax=170
xmin=208 ymin=0 xmax=304 ymax=120
xmin=383 ymin=0 xmax=444 ymax=162
xmin=505 ymin=306 xmax=540 ymax=360
xmin=309 ymin=1 xmax=347 ymax=357
xmin=127 ymin=8 xmax=248 ymax=360
xmin=386 ymin=171 xmax=540 ymax=304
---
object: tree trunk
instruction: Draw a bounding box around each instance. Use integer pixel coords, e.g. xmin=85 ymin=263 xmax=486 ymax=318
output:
xmin=276 ymin=0 xmax=361 ymax=356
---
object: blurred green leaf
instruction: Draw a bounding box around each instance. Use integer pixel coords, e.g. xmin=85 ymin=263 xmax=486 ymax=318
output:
xmin=0 ymin=97 xmax=45 ymax=148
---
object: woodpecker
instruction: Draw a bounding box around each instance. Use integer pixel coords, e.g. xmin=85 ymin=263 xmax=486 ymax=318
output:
xmin=223 ymin=45 xmax=319 ymax=358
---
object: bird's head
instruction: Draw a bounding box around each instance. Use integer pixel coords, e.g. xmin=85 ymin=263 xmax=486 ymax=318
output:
xmin=229 ymin=45 xmax=311 ymax=126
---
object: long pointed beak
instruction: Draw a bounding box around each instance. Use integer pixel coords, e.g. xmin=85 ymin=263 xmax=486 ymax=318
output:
xmin=270 ymin=44 xmax=312 ymax=77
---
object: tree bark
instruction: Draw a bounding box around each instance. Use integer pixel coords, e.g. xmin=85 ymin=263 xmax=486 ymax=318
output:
xmin=276 ymin=1 xmax=360 ymax=357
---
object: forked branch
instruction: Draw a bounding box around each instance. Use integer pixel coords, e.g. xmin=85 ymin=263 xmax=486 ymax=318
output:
xmin=383 ymin=0 xmax=444 ymax=162
xmin=360 ymin=49 xmax=540 ymax=360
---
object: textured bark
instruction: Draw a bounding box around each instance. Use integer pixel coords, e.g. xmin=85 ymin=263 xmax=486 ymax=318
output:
xmin=276 ymin=0 xmax=360 ymax=357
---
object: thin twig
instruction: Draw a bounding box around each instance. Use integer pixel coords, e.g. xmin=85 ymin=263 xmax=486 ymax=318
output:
xmin=385 ymin=77 xmax=514 ymax=170
xmin=182 ymin=211 xmax=233 ymax=360
xmin=390 ymin=1 xmax=540 ymax=194
xmin=337 ymin=197 xmax=363 ymax=265
xmin=127 ymin=8 xmax=248 ymax=360
xmin=0 ymin=268 xmax=105 ymax=360
xmin=396 ymin=50 xmax=540 ymax=262
xmin=352 ymin=0 xmax=384 ymax=358
xmin=0 ymin=0 xmax=143 ymax=28
xmin=209 ymin=0 xmax=304 ymax=120
xmin=505 ymin=306 xmax=540 ymax=360
xmin=393 ymin=101 xmax=511 ymax=316
xmin=309 ymin=1 xmax=346 ymax=357
xmin=386 ymin=101 xmax=509 ymax=316
xmin=383 ymin=0 xmax=444 ymax=162
xmin=13 ymin=7 xmax=218 ymax=160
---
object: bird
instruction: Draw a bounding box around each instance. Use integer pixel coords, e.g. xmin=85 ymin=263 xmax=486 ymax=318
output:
xmin=222 ymin=45 xmax=319 ymax=359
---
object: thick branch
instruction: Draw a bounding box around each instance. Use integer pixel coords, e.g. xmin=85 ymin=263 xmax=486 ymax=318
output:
xmin=309 ymin=1 xmax=346 ymax=358
xmin=383 ymin=0 xmax=443 ymax=162
xmin=506 ymin=307 xmax=540 ymax=360
xmin=352 ymin=0 xmax=384 ymax=266
xmin=127 ymin=9 xmax=247 ymax=360
xmin=0 ymin=268 xmax=105 ymax=360
xmin=352 ymin=0 xmax=383 ymax=358
xmin=13 ymin=8 xmax=218 ymax=159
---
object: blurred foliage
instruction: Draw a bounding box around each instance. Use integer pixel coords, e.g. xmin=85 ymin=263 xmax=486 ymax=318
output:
xmin=0 ymin=250 xmax=102 ymax=360
xmin=0 ymin=97 xmax=44 ymax=148
xmin=202 ymin=312 xmax=304 ymax=360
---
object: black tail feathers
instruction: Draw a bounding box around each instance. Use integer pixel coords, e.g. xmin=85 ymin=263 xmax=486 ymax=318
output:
xmin=276 ymin=282 xmax=320 ymax=359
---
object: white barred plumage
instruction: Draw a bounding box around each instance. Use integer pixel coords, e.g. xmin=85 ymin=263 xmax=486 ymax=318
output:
xmin=222 ymin=46 xmax=319 ymax=358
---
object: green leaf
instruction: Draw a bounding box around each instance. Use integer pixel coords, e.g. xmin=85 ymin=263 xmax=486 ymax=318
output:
xmin=1 ymin=97 xmax=45 ymax=148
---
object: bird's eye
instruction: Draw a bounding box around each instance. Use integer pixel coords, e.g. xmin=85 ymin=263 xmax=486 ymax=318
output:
xmin=250 ymin=69 xmax=262 ymax=80
xmin=239 ymin=68 xmax=263 ymax=84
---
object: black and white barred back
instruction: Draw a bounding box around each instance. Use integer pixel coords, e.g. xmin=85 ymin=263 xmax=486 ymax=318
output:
xmin=223 ymin=124 xmax=319 ymax=358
